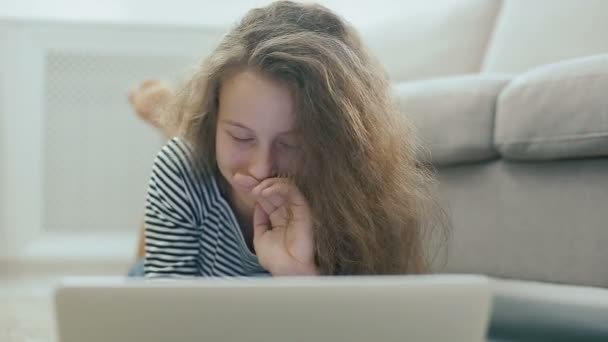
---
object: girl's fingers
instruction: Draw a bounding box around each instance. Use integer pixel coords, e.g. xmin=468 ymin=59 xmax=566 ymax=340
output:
xmin=261 ymin=185 xmax=288 ymax=208
xmin=242 ymin=176 xmax=311 ymax=225
xmin=251 ymin=177 xmax=279 ymax=197
xmin=261 ymin=182 xmax=307 ymax=208
xmin=261 ymin=184 xmax=311 ymax=226
xmin=253 ymin=204 xmax=270 ymax=240
xmin=233 ymin=173 xmax=260 ymax=191
xmin=253 ymin=179 xmax=310 ymax=215
xmin=256 ymin=194 xmax=278 ymax=218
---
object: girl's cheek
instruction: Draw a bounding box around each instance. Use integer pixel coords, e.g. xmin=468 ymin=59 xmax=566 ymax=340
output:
xmin=277 ymin=152 xmax=300 ymax=176
xmin=230 ymin=150 xmax=250 ymax=168
xmin=223 ymin=141 xmax=250 ymax=169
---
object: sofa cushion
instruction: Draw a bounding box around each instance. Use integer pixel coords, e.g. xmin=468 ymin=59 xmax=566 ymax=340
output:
xmin=395 ymin=75 xmax=510 ymax=166
xmin=361 ymin=0 xmax=502 ymax=82
xmin=483 ymin=0 xmax=608 ymax=73
xmin=439 ymin=159 xmax=608 ymax=288
xmin=495 ymin=54 xmax=608 ymax=161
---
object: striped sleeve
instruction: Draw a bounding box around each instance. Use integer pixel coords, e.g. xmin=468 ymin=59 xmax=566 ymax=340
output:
xmin=144 ymin=139 xmax=202 ymax=278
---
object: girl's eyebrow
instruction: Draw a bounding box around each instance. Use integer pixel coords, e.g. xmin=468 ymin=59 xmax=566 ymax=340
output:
xmin=221 ymin=118 xmax=296 ymax=136
xmin=221 ymin=119 xmax=252 ymax=131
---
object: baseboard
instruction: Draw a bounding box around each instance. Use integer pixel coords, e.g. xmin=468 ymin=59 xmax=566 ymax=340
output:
xmin=0 ymin=232 xmax=137 ymax=276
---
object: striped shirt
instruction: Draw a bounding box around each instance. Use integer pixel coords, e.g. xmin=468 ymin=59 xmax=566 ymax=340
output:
xmin=144 ymin=138 xmax=268 ymax=278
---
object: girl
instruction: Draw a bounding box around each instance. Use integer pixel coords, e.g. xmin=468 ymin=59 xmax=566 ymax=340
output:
xmin=142 ymin=0 xmax=447 ymax=277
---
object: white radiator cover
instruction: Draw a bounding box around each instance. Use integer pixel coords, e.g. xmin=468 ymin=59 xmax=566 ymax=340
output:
xmin=44 ymin=51 xmax=187 ymax=233
xmin=0 ymin=20 xmax=223 ymax=269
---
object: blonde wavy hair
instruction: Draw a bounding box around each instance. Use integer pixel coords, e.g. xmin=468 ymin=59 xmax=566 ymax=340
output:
xmin=165 ymin=1 xmax=449 ymax=275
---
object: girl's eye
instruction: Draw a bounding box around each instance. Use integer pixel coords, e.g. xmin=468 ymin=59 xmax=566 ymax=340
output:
xmin=279 ymin=141 xmax=300 ymax=150
xmin=229 ymin=133 xmax=254 ymax=142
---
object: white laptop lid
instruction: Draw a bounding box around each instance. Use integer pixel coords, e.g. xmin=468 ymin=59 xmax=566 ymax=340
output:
xmin=54 ymin=274 xmax=491 ymax=342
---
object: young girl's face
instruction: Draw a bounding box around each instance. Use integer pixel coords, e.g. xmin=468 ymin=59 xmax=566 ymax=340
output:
xmin=215 ymin=69 xmax=301 ymax=213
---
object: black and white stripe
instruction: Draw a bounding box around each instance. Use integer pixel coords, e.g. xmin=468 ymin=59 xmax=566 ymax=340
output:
xmin=144 ymin=138 xmax=267 ymax=278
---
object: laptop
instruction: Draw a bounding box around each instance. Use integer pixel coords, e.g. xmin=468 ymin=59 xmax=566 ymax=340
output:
xmin=54 ymin=274 xmax=491 ymax=342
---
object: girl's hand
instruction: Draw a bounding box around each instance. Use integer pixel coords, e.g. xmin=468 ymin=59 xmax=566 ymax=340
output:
xmin=234 ymin=174 xmax=317 ymax=276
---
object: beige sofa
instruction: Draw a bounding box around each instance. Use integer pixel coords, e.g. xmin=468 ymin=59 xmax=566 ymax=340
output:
xmin=363 ymin=0 xmax=608 ymax=288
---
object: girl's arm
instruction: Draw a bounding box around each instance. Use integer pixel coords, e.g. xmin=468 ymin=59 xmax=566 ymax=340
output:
xmin=144 ymin=140 xmax=201 ymax=278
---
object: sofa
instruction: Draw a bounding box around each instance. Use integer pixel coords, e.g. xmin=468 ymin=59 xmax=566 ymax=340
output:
xmin=361 ymin=0 xmax=608 ymax=289
xmin=363 ymin=2 xmax=608 ymax=339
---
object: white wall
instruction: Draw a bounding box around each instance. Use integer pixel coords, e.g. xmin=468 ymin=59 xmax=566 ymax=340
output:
xmin=0 ymin=0 xmax=463 ymax=31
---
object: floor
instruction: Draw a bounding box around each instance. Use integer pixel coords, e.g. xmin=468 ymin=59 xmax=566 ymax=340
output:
xmin=1 ymin=276 xmax=58 ymax=342
xmin=1 ymin=260 xmax=131 ymax=342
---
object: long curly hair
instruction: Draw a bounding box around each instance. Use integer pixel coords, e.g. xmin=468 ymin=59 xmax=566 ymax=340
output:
xmin=164 ymin=1 xmax=449 ymax=275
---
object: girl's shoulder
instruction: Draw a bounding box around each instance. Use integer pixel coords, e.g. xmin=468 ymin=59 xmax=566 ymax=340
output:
xmin=156 ymin=136 xmax=195 ymax=167
xmin=153 ymin=137 xmax=220 ymax=198
xmin=150 ymin=137 xmax=228 ymax=225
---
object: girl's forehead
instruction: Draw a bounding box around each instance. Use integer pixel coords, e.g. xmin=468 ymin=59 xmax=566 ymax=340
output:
xmin=219 ymin=69 xmax=296 ymax=132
